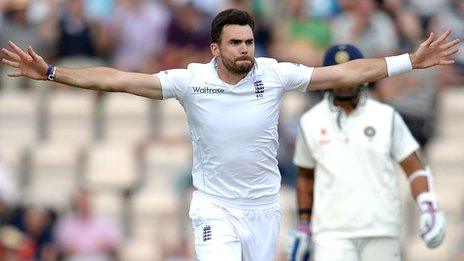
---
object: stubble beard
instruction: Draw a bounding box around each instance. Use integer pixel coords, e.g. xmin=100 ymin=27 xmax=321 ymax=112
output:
xmin=221 ymin=56 xmax=255 ymax=75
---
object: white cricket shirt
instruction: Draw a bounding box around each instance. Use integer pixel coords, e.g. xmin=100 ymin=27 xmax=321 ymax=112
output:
xmin=158 ymin=57 xmax=313 ymax=206
xmin=293 ymin=96 xmax=419 ymax=238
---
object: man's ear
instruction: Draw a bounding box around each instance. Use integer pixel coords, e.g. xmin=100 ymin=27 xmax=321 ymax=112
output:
xmin=210 ymin=43 xmax=220 ymax=57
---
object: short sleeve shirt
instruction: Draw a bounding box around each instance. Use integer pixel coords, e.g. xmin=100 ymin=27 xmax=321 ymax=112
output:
xmin=157 ymin=57 xmax=314 ymax=204
xmin=293 ymin=98 xmax=419 ymax=237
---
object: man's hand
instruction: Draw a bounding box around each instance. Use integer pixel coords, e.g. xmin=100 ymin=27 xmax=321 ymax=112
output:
xmin=1 ymin=41 xmax=48 ymax=81
xmin=418 ymin=192 xmax=446 ymax=248
xmin=410 ymin=30 xmax=460 ymax=69
xmin=286 ymin=222 xmax=312 ymax=261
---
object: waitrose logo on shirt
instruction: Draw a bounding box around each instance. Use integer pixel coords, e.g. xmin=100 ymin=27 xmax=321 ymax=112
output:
xmin=192 ymin=86 xmax=225 ymax=94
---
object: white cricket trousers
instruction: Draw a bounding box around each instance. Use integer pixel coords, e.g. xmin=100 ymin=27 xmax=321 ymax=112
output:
xmin=313 ymin=234 xmax=401 ymax=261
xmin=189 ymin=191 xmax=281 ymax=261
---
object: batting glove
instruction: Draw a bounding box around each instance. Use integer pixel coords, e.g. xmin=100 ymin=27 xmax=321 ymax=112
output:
xmin=418 ymin=192 xmax=446 ymax=248
xmin=286 ymin=221 xmax=312 ymax=261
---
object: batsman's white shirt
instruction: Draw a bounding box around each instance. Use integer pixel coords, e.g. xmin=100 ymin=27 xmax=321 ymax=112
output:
xmin=294 ymin=97 xmax=419 ymax=238
xmin=158 ymin=57 xmax=313 ymax=205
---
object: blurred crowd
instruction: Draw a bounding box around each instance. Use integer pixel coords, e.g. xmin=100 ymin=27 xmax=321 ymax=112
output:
xmin=0 ymin=0 xmax=463 ymax=260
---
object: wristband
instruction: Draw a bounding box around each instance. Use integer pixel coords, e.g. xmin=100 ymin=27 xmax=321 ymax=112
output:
xmin=385 ymin=53 xmax=412 ymax=77
xmin=409 ymin=167 xmax=434 ymax=191
xmin=46 ymin=64 xmax=56 ymax=81
xmin=298 ymin=208 xmax=312 ymax=216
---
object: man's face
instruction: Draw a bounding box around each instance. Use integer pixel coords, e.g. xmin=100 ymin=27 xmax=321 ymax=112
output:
xmin=212 ymin=24 xmax=255 ymax=75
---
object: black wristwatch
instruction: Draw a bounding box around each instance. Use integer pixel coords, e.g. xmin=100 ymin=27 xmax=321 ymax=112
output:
xmin=46 ymin=64 xmax=56 ymax=81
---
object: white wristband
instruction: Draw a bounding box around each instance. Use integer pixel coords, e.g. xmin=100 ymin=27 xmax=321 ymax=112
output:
xmin=385 ymin=53 xmax=413 ymax=77
xmin=408 ymin=167 xmax=433 ymax=187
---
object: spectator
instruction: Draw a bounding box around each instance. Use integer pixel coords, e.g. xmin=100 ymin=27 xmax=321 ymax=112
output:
xmin=305 ymin=0 xmax=339 ymax=19
xmin=406 ymin=0 xmax=448 ymax=31
xmin=270 ymin=0 xmax=331 ymax=65
xmin=83 ymin=0 xmax=115 ymax=23
xmin=331 ymin=0 xmax=399 ymax=58
xmin=10 ymin=206 xmax=58 ymax=260
xmin=161 ymin=0 xmax=211 ymax=69
xmin=108 ymin=0 xmax=170 ymax=73
xmin=54 ymin=188 xmax=123 ymax=261
xmin=54 ymin=0 xmax=99 ymax=60
xmin=379 ymin=0 xmax=423 ymax=51
xmin=0 ymin=225 xmax=35 ymax=260
xmin=187 ymin=0 xmax=228 ymax=17
xmin=0 ymin=0 xmax=43 ymax=51
xmin=0 ymin=0 xmax=44 ymax=90
xmin=430 ymin=0 xmax=464 ymax=82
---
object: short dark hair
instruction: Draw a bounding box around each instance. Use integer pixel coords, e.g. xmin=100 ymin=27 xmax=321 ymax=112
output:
xmin=211 ymin=9 xmax=255 ymax=43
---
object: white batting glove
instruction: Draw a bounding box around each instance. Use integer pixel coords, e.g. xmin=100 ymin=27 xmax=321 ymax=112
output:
xmin=286 ymin=221 xmax=312 ymax=261
xmin=418 ymin=192 xmax=446 ymax=248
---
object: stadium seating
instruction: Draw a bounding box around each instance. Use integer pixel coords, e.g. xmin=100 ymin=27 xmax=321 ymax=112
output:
xmin=24 ymin=142 xmax=82 ymax=209
xmin=84 ymin=142 xmax=140 ymax=190
xmin=0 ymin=92 xmax=39 ymax=147
xmin=103 ymin=92 xmax=151 ymax=143
xmin=47 ymin=91 xmax=95 ymax=144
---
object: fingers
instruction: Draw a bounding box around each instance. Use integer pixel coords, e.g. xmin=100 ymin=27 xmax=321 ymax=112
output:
xmin=441 ymin=38 xmax=460 ymax=50
xmin=439 ymin=60 xmax=455 ymax=66
xmin=423 ymin=32 xmax=435 ymax=47
xmin=430 ymin=30 xmax=451 ymax=47
xmin=1 ymin=48 xmax=20 ymax=61
xmin=8 ymin=41 xmax=32 ymax=62
xmin=7 ymin=71 xmax=23 ymax=77
xmin=27 ymin=45 xmax=41 ymax=61
xmin=2 ymin=58 xmax=19 ymax=68
xmin=444 ymin=48 xmax=459 ymax=57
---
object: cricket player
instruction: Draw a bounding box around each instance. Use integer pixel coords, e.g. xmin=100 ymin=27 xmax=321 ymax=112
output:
xmin=1 ymin=9 xmax=458 ymax=261
xmin=288 ymin=44 xmax=447 ymax=261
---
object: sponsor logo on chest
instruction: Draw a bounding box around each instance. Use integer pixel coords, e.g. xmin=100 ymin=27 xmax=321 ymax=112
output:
xmin=191 ymin=80 xmax=266 ymax=98
xmin=192 ymin=86 xmax=225 ymax=94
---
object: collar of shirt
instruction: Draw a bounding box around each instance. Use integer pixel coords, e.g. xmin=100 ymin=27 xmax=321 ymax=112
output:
xmin=324 ymin=94 xmax=369 ymax=132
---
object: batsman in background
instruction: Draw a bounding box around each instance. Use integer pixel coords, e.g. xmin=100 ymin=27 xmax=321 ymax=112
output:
xmin=288 ymin=44 xmax=447 ymax=261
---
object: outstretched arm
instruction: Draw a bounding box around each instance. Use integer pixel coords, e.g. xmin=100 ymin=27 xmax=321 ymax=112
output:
xmin=1 ymin=41 xmax=163 ymax=100
xmin=308 ymin=30 xmax=460 ymax=91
